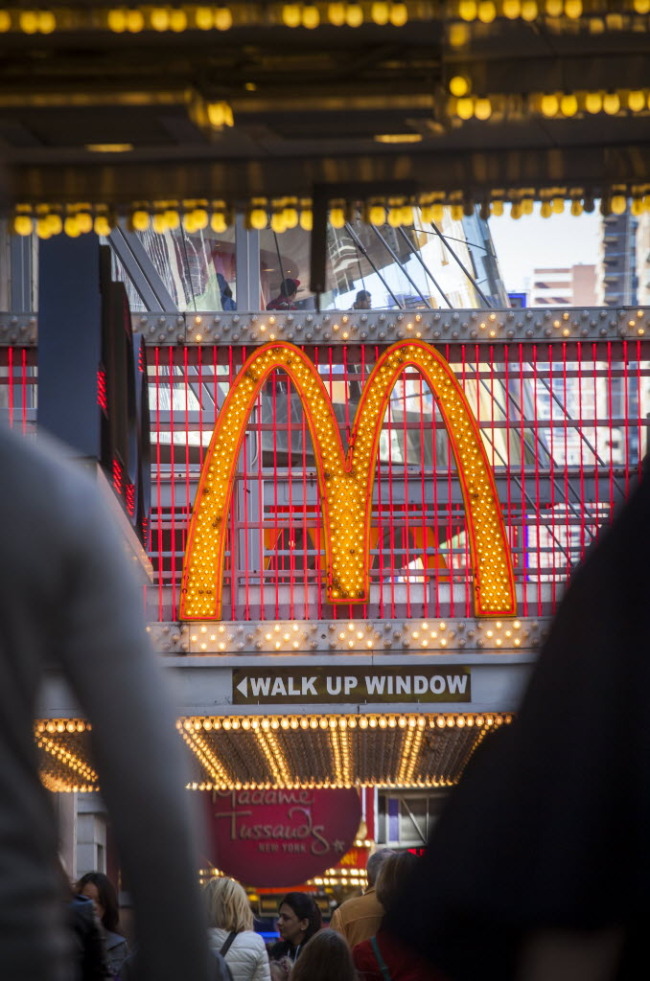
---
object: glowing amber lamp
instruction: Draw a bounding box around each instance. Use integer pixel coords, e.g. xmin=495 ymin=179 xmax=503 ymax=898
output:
xmin=180 ymin=340 xmax=516 ymax=619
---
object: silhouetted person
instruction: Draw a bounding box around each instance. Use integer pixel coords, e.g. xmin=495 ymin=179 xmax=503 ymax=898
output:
xmin=0 ymin=423 xmax=220 ymax=981
xmin=352 ymin=289 xmax=372 ymax=310
xmin=386 ymin=466 xmax=650 ymax=981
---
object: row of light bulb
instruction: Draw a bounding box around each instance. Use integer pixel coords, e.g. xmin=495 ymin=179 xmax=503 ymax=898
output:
xmin=179 ymin=712 xmax=512 ymax=731
xmin=446 ymin=90 xmax=650 ymax=124
xmin=4 ymin=2 xmax=647 ymax=37
xmin=453 ymin=0 xmax=648 ymax=22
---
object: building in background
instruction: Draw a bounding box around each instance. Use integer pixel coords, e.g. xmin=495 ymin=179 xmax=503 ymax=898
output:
xmin=531 ymin=264 xmax=597 ymax=306
xmin=597 ymin=213 xmax=638 ymax=306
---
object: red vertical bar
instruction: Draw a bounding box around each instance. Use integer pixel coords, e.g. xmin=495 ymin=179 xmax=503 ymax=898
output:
xmin=591 ymin=342 xmax=600 ymax=553
xmin=387 ymin=364 xmax=396 ymax=620
xmin=517 ymin=344 xmax=528 ymax=618
xmin=636 ymin=340 xmax=644 ymax=478
xmin=7 ymin=348 xmax=14 ymax=428
xmin=418 ymin=367 xmax=427 ymax=619
xmin=183 ymin=347 xmax=191 ymax=618
xmin=402 ymin=367 xmax=411 ymax=618
xmin=301 ymin=365 xmax=309 ymax=621
xmin=503 ymin=344 xmax=513 ymax=603
xmin=621 ymin=339 xmax=632 ymax=497
xmin=229 ymin=344 xmax=238 ymax=621
xmin=606 ymin=340 xmax=614 ymax=521
xmin=21 ymin=348 xmax=28 ymax=433
xmin=576 ymin=342 xmax=586 ymax=562
xmin=287 ymin=372 xmax=295 ymax=621
xmin=312 ymin=345 xmax=323 ymax=620
xmin=154 ymin=347 xmax=164 ymax=621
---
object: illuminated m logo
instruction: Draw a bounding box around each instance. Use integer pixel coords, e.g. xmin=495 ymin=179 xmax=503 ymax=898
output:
xmin=180 ymin=340 xmax=516 ymax=619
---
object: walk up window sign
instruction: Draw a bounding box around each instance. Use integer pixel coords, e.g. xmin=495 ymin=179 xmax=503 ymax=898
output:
xmin=233 ymin=667 xmax=471 ymax=704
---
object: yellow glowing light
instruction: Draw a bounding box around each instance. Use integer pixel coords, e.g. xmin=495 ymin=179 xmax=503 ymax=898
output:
xmin=449 ymin=75 xmax=470 ymax=97
xmin=329 ymin=206 xmax=346 ymax=228
xmin=371 ymin=0 xmax=390 ymax=23
xmin=345 ymin=3 xmax=364 ymax=26
xmin=181 ymin=341 xmax=516 ymax=619
xmin=282 ymin=4 xmax=302 ymax=27
xmin=374 ymin=133 xmax=422 ymax=143
xmin=302 ymin=3 xmax=321 ymax=28
xmin=215 ymin=5 xmax=233 ymax=29
xmin=12 ymin=214 xmax=33 ymax=236
xmin=327 ymin=1 xmax=347 ymax=25
xmin=85 ymin=143 xmax=134 ymax=153
xmin=389 ymin=2 xmax=408 ymax=26
xmin=560 ymin=93 xmax=578 ymax=117
xmin=585 ymin=91 xmax=603 ymax=113
xmin=603 ymin=92 xmax=621 ymax=115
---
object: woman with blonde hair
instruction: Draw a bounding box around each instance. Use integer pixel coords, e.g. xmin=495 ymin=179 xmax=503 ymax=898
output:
xmin=203 ymin=876 xmax=271 ymax=981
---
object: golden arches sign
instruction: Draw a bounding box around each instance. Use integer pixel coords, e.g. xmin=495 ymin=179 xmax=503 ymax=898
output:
xmin=180 ymin=340 xmax=516 ymax=620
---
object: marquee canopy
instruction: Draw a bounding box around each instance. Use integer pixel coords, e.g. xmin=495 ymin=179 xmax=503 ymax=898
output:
xmin=1 ymin=1 xmax=649 ymax=230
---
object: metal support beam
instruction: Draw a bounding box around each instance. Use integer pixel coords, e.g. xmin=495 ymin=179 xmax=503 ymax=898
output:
xmin=108 ymin=225 xmax=178 ymax=312
xmin=235 ymin=214 xmax=260 ymax=312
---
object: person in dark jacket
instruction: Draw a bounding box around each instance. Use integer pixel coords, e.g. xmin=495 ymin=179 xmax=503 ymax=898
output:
xmin=77 ymin=872 xmax=129 ymax=979
xmin=268 ymin=892 xmax=321 ymax=981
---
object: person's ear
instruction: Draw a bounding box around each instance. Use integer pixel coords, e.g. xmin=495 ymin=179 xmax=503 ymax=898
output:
xmin=299 ymin=918 xmax=309 ymax=933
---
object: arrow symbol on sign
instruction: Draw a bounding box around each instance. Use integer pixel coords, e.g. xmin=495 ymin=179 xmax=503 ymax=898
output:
xmin=236 ymin=677 xmax=248 ymax=697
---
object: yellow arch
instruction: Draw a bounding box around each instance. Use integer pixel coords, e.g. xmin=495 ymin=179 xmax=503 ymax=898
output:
xmin=180 ymin=340 xmax=516 ymax=619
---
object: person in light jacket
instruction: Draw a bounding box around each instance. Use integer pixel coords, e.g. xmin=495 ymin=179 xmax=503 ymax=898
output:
xmin=204 ymin=876 xmax=271 ymax=981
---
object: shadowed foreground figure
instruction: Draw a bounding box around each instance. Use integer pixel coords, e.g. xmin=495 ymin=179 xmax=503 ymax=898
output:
xmin=0 ymin=423 xmax=220 ymax=981
xmin=386 ymin=469 xmax=650 ymax=980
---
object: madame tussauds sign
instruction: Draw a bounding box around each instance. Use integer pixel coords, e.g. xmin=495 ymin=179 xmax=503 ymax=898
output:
xmin=203 ymin=788 xmax=362 ymax=887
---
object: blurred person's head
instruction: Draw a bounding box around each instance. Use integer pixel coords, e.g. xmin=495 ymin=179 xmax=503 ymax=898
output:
xmin=366 ymin=848 xmax=394 ymax=888
xmin=290 ymin=929 xmax=356 ymax=981
xmin=276 ymin=892 xmax=321 ymax=947
xmin=280 ymin=277 xmax=300 ymax=299
xmin=76 ymin=871 xmax=120 ymax=933
xmin=375 ymin=852 xmax=420 ymax=913
xmin=353 ymin=289 xmax=371 ymax=309
xmin=203 ymin=875 xmax=253 ymax=933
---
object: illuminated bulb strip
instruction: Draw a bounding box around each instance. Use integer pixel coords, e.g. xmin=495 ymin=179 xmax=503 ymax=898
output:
xmin=179 ymin=728 xmax=232 ymax=787
xmin=329 ymin=725 xmax=352 ymax=786
xmin=36 ymin=735 xmax=98 ymax=783
xmin=181 ymin=340 xmax=515 ymax=619
xmin=396 ymin=721 xmax=426 ymax=785
xmin=254 ymin=729 xmax=293 ymax=785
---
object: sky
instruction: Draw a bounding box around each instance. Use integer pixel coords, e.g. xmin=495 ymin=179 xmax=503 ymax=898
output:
xmin=488 ymin=205 xmax=602 ymax=295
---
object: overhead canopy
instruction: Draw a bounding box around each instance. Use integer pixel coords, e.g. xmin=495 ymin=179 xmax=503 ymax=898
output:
xmin=1 ymin=1 xmax=650 ymax=225
xmin=35 ymin=711 xmax=511 ymax=792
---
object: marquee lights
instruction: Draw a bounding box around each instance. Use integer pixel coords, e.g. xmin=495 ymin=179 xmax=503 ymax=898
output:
xmin=180 ymin=340 xmax=516 ymax=620
xmin=34 ymin=712 xmax=512 ymax=791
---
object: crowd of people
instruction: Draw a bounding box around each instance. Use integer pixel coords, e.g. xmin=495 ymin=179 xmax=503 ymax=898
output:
xmin=67 ymin=849 xmax=441 ymax=981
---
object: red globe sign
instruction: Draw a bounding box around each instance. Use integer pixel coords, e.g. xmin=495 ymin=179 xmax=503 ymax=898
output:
xmin=202 ymin=788 xmax=362 ymax=887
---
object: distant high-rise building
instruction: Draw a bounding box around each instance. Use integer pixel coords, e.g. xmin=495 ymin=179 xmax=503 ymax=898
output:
xmin=597 ymin=213 xmax=638 ymax=306
xmin=531 ymin=264 xmax=597 ymax=306
xmin=636 ymin=212 xmax=650 ymax=306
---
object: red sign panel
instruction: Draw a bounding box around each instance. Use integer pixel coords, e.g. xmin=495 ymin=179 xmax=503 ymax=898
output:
xmin=202 ymin=788 xmax=362 ymax=887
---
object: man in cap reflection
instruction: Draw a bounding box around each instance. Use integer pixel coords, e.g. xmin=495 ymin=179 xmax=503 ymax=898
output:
xmin=267 ymin=278 xmax=301 ymax=311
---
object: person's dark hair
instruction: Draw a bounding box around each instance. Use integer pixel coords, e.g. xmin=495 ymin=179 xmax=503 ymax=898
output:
xmin=278 ymin=892 xmax=321 ymax=944
xmin=280 ymin=278 xmax=299 ymax=297
xmin=76 ymin=871 xmax=121 ymax=933
xmin=375 ymin=852 xmax=420 ymax=912
xmin=366 ymin=848 xmax=394 ymax=888
xmin=290 ymin=929 xmax=356 ymax=981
